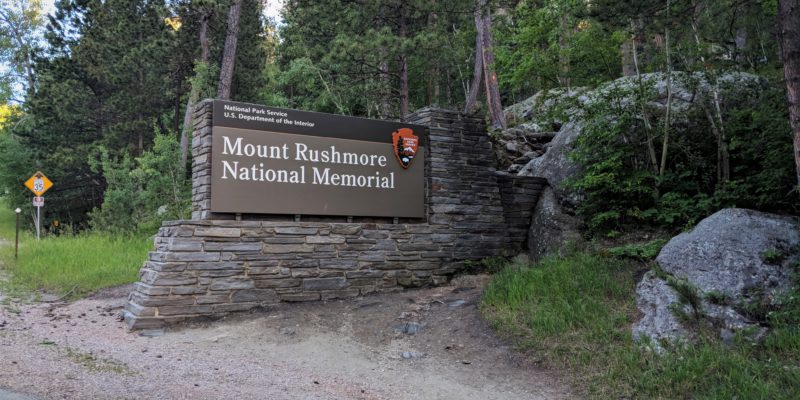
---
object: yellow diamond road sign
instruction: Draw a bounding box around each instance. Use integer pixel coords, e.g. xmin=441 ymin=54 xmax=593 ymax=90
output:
xmin=25 ymin=171 xmax=53 ymax=196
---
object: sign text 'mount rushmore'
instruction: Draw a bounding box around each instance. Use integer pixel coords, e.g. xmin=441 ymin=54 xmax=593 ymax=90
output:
xmin=210 ymin=100 xmax=426 ymax=218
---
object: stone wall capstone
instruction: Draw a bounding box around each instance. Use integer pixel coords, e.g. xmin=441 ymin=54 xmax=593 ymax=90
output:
xmin=124 ymin=103 xmax=544 ymax=329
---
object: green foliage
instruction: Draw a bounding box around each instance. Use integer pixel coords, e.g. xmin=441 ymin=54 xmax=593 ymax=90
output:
xmin=607 ymin=238 xmax=668 ymax=261
xmin=0 ymin=127 xmax=34 ymax=218
xmin=481 ymin=249 xmax=800 ymax=398
xmin=496 ymin=0 xmax=624 ymax=100
xmin=569 ymin=76 xmax=798 ymax=234
xmin=88 ymin=130 xmax=190 ymax=234
xmin=275 ymin=0 xmax=475 ymax=118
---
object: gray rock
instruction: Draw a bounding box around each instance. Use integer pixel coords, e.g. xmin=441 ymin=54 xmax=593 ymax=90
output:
xmin=518 ymin=122 xmax=582 ymax=208
xmin=401 ymin=351 xmax=426 ymax=359
xmin=394 ymin=322 xmax=423 ymax=335
xmin=302 ymin=277 xmax=347 ymax=291
xmin=632 ymin=271 xmax=691 ymax=352
xmin=634 ymin=209 xmax=799 ymax=350
xmin=527 ymin=186 xmax=583 ymax=261
xmin=138 ymin=328 xmax=166 ymax=338
xmin=447 ymin=299 xmax=466 ymax=309
xmin=656 ymin=208 xmax=799 ymax=302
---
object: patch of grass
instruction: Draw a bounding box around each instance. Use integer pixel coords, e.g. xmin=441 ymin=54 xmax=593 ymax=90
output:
xmin=481 ymin=249 xmax=800 ymax=399
xmin=762 ymin=248 xmax=785 ymax=265
xmin=666 ymin=276 xmax=704 ymax=321
xmin=0 ymin=233 xmax=151 ymax=298
xmin=463 ymin=256 xmax=509 ymax=274
xmin=0 ymin=202 xmax=151 ymax=298
xmin=607 ymin=238 xmax=668 ymax=261
xmin=65 ymin=347 xmax=135 ymax=375
xmin=704 ymin=290 xmax=730 ymax=306
xmin=480 ymin=252 xmax=637 ymax=375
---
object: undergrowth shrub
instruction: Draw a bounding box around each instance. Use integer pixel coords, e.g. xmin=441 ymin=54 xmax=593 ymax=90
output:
xmin=88 ymin=130 xmax=190 ymax=234
xmin=568 ymin=75 xmax=798 ymax=234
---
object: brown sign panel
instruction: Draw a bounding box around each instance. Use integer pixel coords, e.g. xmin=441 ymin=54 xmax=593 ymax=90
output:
xmin=210 ymin=100 xmax=426 ymax=218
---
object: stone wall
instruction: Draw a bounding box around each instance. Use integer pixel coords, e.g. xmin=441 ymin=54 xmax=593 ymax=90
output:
xmin=124 ymin=104 xmax=545 ymax=329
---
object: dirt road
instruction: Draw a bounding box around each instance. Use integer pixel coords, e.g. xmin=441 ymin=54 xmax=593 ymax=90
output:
xmin=0 ymin=275 xmax=570 ymax=400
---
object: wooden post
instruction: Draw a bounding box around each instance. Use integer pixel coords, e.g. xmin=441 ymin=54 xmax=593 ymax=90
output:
xmin=15 ymin=208 xmax=20 ymax=259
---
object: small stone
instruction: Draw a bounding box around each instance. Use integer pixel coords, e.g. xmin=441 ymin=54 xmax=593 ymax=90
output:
xmin=394 ymin=322 xmax=423 ymax=335
xmin=139 ymin=328 xmax=165 ymax=338
xmin=447 ymin=300 xmax=466 ymax=309
xmin=401 ymin=351 xmax=425 ymax=359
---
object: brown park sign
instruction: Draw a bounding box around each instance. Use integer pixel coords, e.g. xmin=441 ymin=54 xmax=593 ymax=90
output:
xmin=210 ymin=100 xmax=426 ymax=218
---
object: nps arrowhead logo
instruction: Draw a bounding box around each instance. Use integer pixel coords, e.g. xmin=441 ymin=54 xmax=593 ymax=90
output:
xmin=392 ymin=128 xmax=419 ymax=169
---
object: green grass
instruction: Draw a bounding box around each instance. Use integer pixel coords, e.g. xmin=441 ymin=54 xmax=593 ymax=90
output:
xmin=480 ymin=251 xmax=800 ymax=399
xmin=0 ymin=199 xmax=151 ymax=298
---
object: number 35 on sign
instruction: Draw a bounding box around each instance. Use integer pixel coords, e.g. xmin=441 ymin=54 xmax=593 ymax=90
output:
xmin=24 ymin=171 xmax=53 ymax=196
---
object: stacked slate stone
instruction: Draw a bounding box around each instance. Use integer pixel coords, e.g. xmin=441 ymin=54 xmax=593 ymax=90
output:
xmin=124 ymin=106 xmax=545 ymax=329
xmin=191 ymin=101 xmax=214 ymax=220
xmin=494 ymin=173 xmax=547 ymax=251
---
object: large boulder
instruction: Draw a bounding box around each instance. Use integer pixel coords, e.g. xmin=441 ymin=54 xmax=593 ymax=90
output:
xmin=527 ymin=186 xmax=583 ymax=261
xmin=634 ymin=208 xmax=800 ymax=349
xmin=656 ymin=208 xmax=799 ymax=301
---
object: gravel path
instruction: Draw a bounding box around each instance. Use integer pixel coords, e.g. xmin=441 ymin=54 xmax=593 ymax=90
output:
xmin=0 ymin=274 xmax=570 ymax=400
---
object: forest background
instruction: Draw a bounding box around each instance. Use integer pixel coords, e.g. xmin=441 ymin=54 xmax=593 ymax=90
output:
xmin=0 ymin=0 xmax=797 ymax=234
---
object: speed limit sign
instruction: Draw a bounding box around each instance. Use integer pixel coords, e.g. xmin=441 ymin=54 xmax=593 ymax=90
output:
xmin=24 ymin=171 xmax=53 ymax=196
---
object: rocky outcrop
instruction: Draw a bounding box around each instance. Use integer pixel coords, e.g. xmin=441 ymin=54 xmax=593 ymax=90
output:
xmin=518 ymin=122 xmax=582 ymax=208
xmin=633 ymin=209 xmax=800 ymax=351
xmin=496 ymin=72 xmax=769 ymax=260
xmin=527 ymin=186 xmax=582 ymax=260
xmin=633 ymin=271 xmax=692 ymax=349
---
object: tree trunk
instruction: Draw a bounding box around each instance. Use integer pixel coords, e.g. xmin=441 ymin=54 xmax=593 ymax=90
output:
xmin=778 ymin=0 xmax=800 ymax=186
xmin=464 ymin=5 xmax=484 ymax=114
xmin=558 ymin=15 xmax=570 ymax=88
xmin=659 ymin=2 xmax=672 ymax=178
xmin=479 ymin=1 xmax=506 ymax=129
xmin=180 ymin=12 xmax=211 ymax=167
xmin=691 ymin=17 xmax=730 ymax=182
xmin=217 ymin=0 xmax=243 ymax=100
xmin=398 ymin=6 xmax=409 ymax=120
xmin=621 ymin=39 xmax=636 ymax=77
xmin=632 ymin=27 xmax=658 ymax=175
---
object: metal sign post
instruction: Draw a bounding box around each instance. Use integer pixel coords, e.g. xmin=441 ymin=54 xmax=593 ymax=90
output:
xmin=32 ymin=196 xmax=44 ymax=240
xmin=24 ymin=172 xmax=53 ymax=241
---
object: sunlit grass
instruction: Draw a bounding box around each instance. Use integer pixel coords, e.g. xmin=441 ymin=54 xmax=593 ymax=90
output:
xmin=0 ymin=199 xmax=151 ymax=298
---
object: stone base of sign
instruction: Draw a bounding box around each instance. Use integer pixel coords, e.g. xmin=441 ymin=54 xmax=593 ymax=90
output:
xmin=124 ymin=105 xmax=546 ymax=329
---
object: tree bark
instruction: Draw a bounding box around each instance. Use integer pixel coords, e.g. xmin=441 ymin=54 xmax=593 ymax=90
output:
xmin=557 ymin=15 xmax=570 ymax=88
xmin=398 ymin=5 xmax=409 ymax=120
xmin=659 ymin=1 xmax=672 ymax=178
xmin=479 ymin=1 xmax=506 ymax=129
xmin=180 ymin=11 xmax=211 ymax=167
xmin=778 ymin=0 xmax=800 ymax=186
xmin=464 ymin=5 xmax=484 ymax=114
xmin=217 ymin=0 xmax=243 ymax=100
